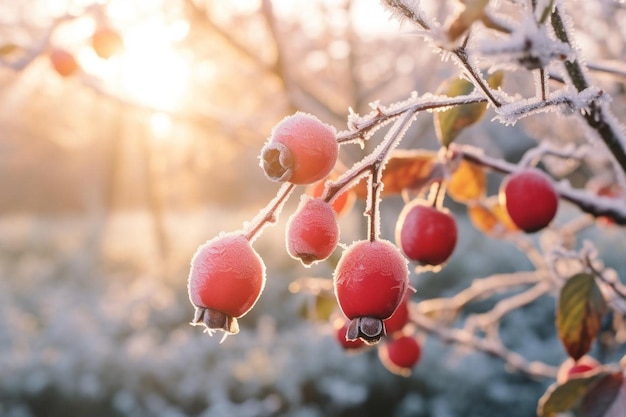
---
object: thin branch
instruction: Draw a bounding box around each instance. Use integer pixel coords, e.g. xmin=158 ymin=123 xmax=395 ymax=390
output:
xmin=585 ymin=256 xmax=626 ymax=309
xmin=337 ymin=93 xmax=487 ymax=143
xmin=454 ymin=144 xmax=626 ymax=225
xmin=243 ymin=182 xmax=296 ymax=242
xmin=453 ymin=46 xmax=502 ymax=108
xmin=466 ymin=281 xmax=552 ymax=332
xmin=411 ymin=308 xmax=558 ymax=379
xmin=0 ymin=4 xmax=103 ymax=71
xmin=417 ymin=271 xmax=544 ymax=320
xmin=382 ymin=0 xmax=431 ymax=30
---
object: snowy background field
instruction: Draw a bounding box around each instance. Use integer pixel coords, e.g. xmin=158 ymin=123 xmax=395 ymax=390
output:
xmin=1 ymin=205 xmax=624 ymax=417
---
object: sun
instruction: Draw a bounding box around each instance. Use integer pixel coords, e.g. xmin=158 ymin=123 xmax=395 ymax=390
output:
xmin=117 ymin=20 xmax=191 ymax=111
xmin=118 ymin=19 xmax=190 ymax=110
xmin=66 ymin=1 xmax=192 ymax=112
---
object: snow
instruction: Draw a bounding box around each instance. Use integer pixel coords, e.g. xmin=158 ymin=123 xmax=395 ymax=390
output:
xmin=0 ymin=211 xmax=566 ymax=417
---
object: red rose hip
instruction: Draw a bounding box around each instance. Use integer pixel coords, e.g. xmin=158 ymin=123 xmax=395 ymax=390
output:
xmin=378 ymin=335 xmax=421 ymax=376
xmin=188 ymin=232 xmax=265 ymax=336
xmin=395 ymin=200 xmax=458 ymax=267
xmin=383 ymin=292 xmax=411 ymax=336
xmin=49 ymin=48 xmax=79 ymax=77
xmin=92 ymin=26 xmax=124 ymax=59
xmin=286 ymin=196 xmax=339 ymax=266
xmin=333 ymin=239 xmax=409 ymax=345
xmin=261 ymin=112 xmax=338 ymax=185
xmin=500 ymin=168 xmax=558 ymax=233
xmin=335 ymin=320 xmax=367 ymax=352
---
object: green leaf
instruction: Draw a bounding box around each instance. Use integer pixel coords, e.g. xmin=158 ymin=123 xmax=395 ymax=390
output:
xmin=486 ymin=71 xmax=504 ymax=89
xmin=538 ymin=371 xmax=608 ymax=417
xmin=581 ymin=372 xmax=625 ymax=417
xmin=298 ymin=292 xmax=337 ymax=322
xmin=433 ymin=71 xmax=503 ymax=148
xmin=557 ymin=273 xmax=607 ymax=361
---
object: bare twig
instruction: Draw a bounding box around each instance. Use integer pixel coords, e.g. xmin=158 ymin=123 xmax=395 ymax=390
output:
xmin=417 ymin=271 xmax=544 ymax=320
xmin=411 ymin=308 xmax=559 ymax=379
xmin=466 ymin=281 xmax=552 ymax=333
xmin=337 ymin=93 xmax=487 ymax=143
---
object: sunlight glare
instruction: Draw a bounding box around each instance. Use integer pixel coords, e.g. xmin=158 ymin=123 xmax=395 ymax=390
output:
xmin=118 ymin=19 xmax=190 ymax=111
xmin=150 ymin=112 xmax=173 ymax=140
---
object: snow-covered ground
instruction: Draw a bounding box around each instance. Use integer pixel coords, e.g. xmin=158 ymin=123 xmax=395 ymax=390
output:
xmin=0 ymin=207 xmax=622 ymax=417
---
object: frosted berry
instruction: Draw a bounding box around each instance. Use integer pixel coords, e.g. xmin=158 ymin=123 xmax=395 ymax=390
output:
xmin=261 ymin=112 xmax=338 ymax=185
xmin=567 ymin=364 xmax=596 ymax=376
xmin=395 ymin=200 xmax=458 ymax=267
xmin=334 ymin=239 xmax=409 ymax=345
xmin=500 ymin=168 xmax=558 ymax=233
xmin=378 ymin=335 xmax=421 ymax=376
xmin=92 ymin=27 xmax=124 ymax=59
xmin=383 ymin=292 xmax=411 ymax=336
xmin=188 ymin=233 xmax=265 ymax=336
xmin=286 ymin=196 xmax=339 ymax=266
xmin=556 ymin=356 xmax=600 ymax=383
xmin=49 ymin=49 xmax=78 ymax=77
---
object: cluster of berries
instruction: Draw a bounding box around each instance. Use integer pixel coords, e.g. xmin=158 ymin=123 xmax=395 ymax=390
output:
xmin=187 ymin=111 xmax=560 ymax=375
xmin=48 ymin=26 xmax=124 ymax=78
xmin=335 ymin=293 xmax=421 ymax=376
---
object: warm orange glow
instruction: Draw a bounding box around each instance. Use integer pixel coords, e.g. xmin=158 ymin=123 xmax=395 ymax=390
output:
xmin=113 ymin=14 xmax=190 ymax=110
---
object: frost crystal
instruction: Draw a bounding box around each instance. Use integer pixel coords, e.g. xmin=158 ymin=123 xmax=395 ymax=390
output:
xmin=494 ymin=87 xmax=606 ymax=126
xmin=480 ymin=15 xmax=572 ymax=70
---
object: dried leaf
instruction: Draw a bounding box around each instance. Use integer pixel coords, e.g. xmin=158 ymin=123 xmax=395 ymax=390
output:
xmin=581 ymin=372 xmax=625 ymax=417
xmin=353 ymin=149 xmax=438 ymax=199
xmin=557 ymin=273 xmax=607 ymax=361
xmin=448 ymin=0 xmax=490 ymax=41
xmin=538 ymin=371 xmax=609 ymax=417
xmin=447 ymin=159 xmax=487 ymax=203
xmin=467 ymin=196 xmax=517 ymax=238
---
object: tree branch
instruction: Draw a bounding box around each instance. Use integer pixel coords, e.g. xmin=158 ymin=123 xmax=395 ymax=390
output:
xmin=550 ymin=6 xmax=626 ymax=176
xmin=411 ymin=308 xmax=559 ymax=379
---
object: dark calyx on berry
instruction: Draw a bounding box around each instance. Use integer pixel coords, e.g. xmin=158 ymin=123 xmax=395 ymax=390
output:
xmin=192 ymin=306 xmax=239 ymax=335
xmin=345 ymin=317 xmax=385 ymax=345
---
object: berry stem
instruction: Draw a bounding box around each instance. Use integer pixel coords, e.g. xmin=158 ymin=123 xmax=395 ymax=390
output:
xmin=428 ymin=180 xmax=446 ymax=209
xmin=243 ymin=182 xmax=296 ymax=241
xmin=368 ymin=111 xmax=416 ymax=241
xmin=323 ymin=110 xmax=417 ymax=242
xmin=367 ymin=172 xmax=379 ymax=242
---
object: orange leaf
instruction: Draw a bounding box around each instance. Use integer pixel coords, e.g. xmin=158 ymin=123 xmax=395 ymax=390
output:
xmin=467 ymin=196 xmax=517 ymax=237
xmin=447 ymin=159 xmax=487 ymax=203
xmin=353 ymin=150 xmax=439 ymax=199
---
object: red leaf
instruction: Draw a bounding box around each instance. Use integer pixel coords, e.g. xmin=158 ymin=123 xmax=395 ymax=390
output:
xmin=581 ymin=372 xmax=626 ymax=417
